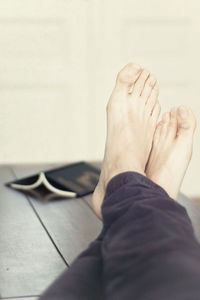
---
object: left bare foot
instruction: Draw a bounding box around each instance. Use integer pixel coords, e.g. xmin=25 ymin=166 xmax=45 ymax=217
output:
xmin=92 ymin=63 xmax=160 ymax=219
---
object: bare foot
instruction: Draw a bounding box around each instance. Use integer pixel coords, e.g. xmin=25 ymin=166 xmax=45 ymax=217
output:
xmin=146 ymin=106 xmax=196 ymax=200
xmin=92 ymin=63 xmax=160 ymax=219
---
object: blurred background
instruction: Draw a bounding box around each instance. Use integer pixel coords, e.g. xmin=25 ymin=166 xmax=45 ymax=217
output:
xmin=0 ymin=0 xmax=199 ymax=198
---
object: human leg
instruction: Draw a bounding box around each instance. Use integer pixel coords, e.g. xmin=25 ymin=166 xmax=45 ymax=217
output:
xmin=101 ymin=171 xmax=200 ymax=300
xmin=91 ymin=62 xmax=200 ymax=299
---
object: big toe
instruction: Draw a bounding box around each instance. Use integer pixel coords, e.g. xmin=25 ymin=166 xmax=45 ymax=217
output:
xmin=177 ymin=106 xmax=196 ymax=138
xmin=116 ymin=62 xmax=142 ymax=92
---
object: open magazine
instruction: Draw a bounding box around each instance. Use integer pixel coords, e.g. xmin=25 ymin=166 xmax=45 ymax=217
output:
xmin=6 ymin=161 xmax=100 ymax=198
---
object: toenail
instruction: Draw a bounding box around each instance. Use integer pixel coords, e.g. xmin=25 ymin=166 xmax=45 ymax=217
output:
xmin=170 ymin=107 xmax=177 ymax=118
xmin=150 ymin=74 xmax=156 ymax=81
xmin=154 ymin=83 xmax=159 ymax=91
xmin=178 ymin=107 xmax=188 ymax=118
xmin=117 ymin=66 xmax=141 ymax=84
xmin=171 ymin=107 xmax=177 ymax=113
xmin=131 ymin=63 xmax=141 ymax=70
xmin=149 ymin=77 xmax=156 ymax=87
xmin=163 ymin=112 xmax=170 ymax=122
xmin=180 ymin=122 xmax=190 ymax=129
xmin=128 ymin=85 xmax=134 ymax=94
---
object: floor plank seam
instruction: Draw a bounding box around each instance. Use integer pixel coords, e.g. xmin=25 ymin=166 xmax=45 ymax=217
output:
xmin=82 ymin=197 xmax=96 ymax=213
xmin=10 ymin=167 xmax=69 ymax=268
xmin=1 ymin=296 xmax=39 ymax=299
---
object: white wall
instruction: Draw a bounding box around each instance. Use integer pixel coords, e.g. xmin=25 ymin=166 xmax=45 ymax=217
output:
xmin=0 ymin=0 xmax=199 ymax=198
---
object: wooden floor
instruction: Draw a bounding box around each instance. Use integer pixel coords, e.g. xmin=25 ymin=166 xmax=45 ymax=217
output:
xmin=1 ymin=163 xmax=200 ymax=300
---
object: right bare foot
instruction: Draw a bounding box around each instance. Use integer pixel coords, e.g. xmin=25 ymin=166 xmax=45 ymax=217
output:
xmin=146 ymin=106 xmax=196 ymax=200
xmin=92 ymin=63 xmax=161 ymax=219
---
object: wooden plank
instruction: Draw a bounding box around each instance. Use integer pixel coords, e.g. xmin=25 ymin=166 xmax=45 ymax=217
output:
xmin=83 ymin=194 xmax=93 ymax=209
xmin=2 ymin=298 xmax=38 ymax=300
xmin=82 ymin=161 xmax=102 ymax=210
xmin=12 ymin=164 xmax=103 ymax=265
xmin=0 ymin=166 xmax=66 ymax=298
xmin=178 ymin=193 xmax=200 ymax=242
xmin=12 ymin=164 xmax=200 ymax=259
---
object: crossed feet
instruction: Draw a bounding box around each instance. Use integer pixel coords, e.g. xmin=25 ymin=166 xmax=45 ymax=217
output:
xmin=92 ymin=63 xmax=196 ymax=220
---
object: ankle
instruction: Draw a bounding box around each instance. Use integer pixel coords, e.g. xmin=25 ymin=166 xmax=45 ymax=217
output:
xmin=106 ymin=166 xmax=145 ymax=184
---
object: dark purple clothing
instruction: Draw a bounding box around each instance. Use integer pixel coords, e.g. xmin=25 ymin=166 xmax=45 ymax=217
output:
xmin=40 ymin=172 xmax=200 ymax=300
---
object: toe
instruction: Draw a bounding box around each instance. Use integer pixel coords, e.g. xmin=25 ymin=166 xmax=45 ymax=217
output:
xmin=160 ymin=112 xmax=170 ymax=138
xmin=153 ymin=121 xmax=162 ymax=144
xmin=133 ymin=69 xmax=150 ymax=96
xmin=166 ymin=107 xmax=178 ymax=140
xmin=162 ymin=112 xmax=170 ymax=123
xmin=151 ymin=101 xmax=161 ymax=122
xmin=116 ymin=62 xmax=142 ymax=92
xmin=176 ymin=106 xmax=196 ymax=138
xmin=170 ymin=106 xmax=177 ymax=120
xmin=141 ymin=74 xmax=157 ymax=100
xmin=146 ymin=82 xmax=159 ymax=114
